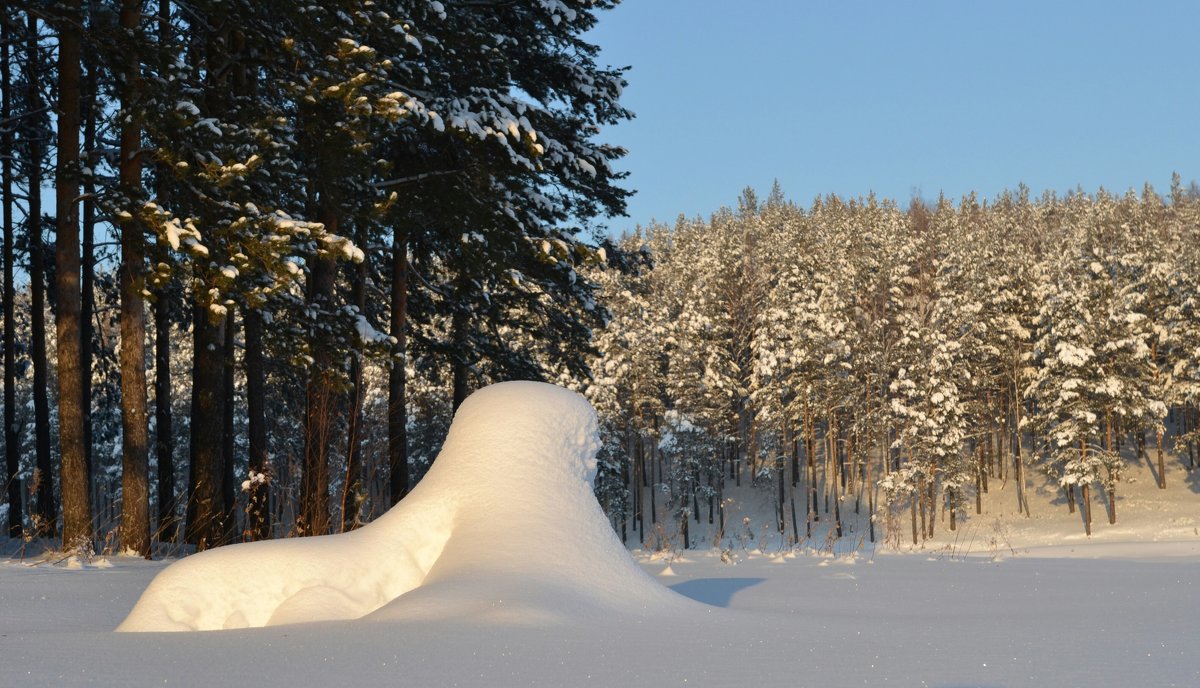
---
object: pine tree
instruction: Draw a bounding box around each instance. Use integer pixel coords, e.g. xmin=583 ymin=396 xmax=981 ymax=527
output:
xmin=2 ymin=11 xmax=22 ymax=537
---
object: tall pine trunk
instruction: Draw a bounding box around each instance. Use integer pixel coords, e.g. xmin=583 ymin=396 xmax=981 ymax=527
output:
xmin=26 ymin=16 xmax=56 ymax=537
xmin=2 ymin=20 xmax=22 ymax=537
xmin=244 ymin=308 xmax=269 ymax=540
xmin=153 ymin=294 xmax=176 ymax=541
xmin=341 ymin=226 xmax=368 ymax=531
xmin=298 ymin=201 xmax=338 ymax=537
xmin=219 ymin=309 xmax=236 ymax=544
xmin=80 ymin=43 xmax=97 ymax=504
xmin=387 ymin=228 xmax=409 ymax=505
xmin=116 ymin=0 xmax=151 ymax=557
xmin=186 ymin=305 xmax=226 ymax=549
xmin=151 ymin=0 xmax=176 ymax=545
xmin=55 ymin=0 xmax=94 ymax=551
xmin=1155 ymin=427 xmax=1165 ymax=490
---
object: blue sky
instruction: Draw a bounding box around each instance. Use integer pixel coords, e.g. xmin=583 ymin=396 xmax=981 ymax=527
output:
xmin=588 ymin=0 xmax=1200 ymax=234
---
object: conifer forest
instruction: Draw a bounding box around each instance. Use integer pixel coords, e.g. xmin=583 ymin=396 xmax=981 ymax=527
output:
xmin=3 ymin=0 xmax=1200 ymax=560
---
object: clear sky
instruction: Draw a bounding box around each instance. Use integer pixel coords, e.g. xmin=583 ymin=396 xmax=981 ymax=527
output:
xmin=587 ymin=0 xmax=1200 ymax=234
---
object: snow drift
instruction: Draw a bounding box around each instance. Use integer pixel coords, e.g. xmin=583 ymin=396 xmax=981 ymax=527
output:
xmin=117 ymin=382 xmax=687 ymax=632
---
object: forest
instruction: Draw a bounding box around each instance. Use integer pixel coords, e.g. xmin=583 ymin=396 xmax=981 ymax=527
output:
xmin=4 ymin=1 xmax=1200 ymax=560
xmin=1 ymin=0 xmax=631 ymax=556
xmin=588 ymin=182 xmax=1200 ymax=549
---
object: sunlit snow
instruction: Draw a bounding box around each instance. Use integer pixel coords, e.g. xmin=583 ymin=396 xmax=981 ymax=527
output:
xmin=117 ymin=382 xmax=688 ymax=631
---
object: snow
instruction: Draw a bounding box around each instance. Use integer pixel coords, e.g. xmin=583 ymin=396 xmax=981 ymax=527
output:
xmin=118 ymin=382 xmax=687 ymax=631
xmin=3 ymin=541 xmax=1198 ymax=686
xmin=2 ymin=385 xmax=1198 ymax=686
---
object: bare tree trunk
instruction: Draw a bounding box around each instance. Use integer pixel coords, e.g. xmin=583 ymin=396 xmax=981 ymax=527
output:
xmin=219 ymin=309 xmax=236 ymax=544
xmin=243 ymin=308 xmax=269 ymax=540
xmin=387 ymin=228 xmax=408 ymax=505
xmin=80 ymin=46 xmax=96 ymax=508
xmin=975 ymin=442 xmax=983 ymax=515
xmin=910 ymin=490 xmax=918 ymax=546
xmin=1013 ymin=379 xmax=1029 ymax=516
xmin=298 ymin=201 xmax=338 ymax=537
xmin=153 ymin=293 xmax=176 ymax=541
xmin=949 ymin=488 xmax=956 ymax=531
xmin=1081 ymin=483 xmax=1092 ymax=536
xmin=917 ymin=474 xmax=926 ymax=542
xmin=25 ymin=16 xmax=57 ymax=537
xmin=2 ymin=20 xmax=22 ymax=537
xmin=776 ymin=425 xmax=786 ymax=534
xmin=805 ymin=402 xmax=817 ymax=527
xmin=150 ymin=0 xmax=175 ymax=545
xmin=867 ymin=434 xmax=876 ymax=543
xmin=186 ymin=305 xmax=226 ymax=549
xmin=116 ymin=0 xmax=151 ymax=557
xmin=927 ymin=478 xmax=935 ymax=539
xmin=1080 ymin=438 xmax=1091 ymax=536
xmin=648 ymin=432 xmax=658 ymax=530
xmin=1155 ymin=426 xmax=1166 ymax=490
xmin=1105 ymin=410 xmax=1117 ymax=525
xmin=341 ymin=227 xmax=368 ymax=531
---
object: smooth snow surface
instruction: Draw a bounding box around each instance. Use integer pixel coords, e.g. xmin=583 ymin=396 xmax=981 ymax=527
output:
xmin=118 ymin=382 xmax=687 ymax=631
xmin=4 ymin=545 xmax=1199 ymax=687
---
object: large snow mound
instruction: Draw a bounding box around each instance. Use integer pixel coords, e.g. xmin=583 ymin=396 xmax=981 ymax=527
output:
xmin=118 ymin=382 xmax=688 ymax=632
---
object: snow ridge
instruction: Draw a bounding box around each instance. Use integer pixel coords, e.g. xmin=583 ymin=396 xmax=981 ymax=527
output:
xmin=118 ymin=382 xmax=687 ymax=632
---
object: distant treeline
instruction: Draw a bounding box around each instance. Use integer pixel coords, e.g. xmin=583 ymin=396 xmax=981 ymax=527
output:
xmin=587 ymin=181 xmax=1200 ymax=548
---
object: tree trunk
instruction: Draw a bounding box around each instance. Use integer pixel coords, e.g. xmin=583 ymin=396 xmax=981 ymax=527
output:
xmin=298 ymin=202 xmax=338 ymax=537
xmin=1013 ymin=379 xmax=1029 ymax=517
xmin=1081 ymin=483 xmax=1092 ymax=537
xmin=2 ymin=20 xmax=22 ymax=538
xmin=927 ymin=478 xmax=935 ymax=539
xmin=917 ymin=474 xmax=927 ymax=542
xmin=1105 ymin=410 xmax=1117 ymax=525
xmin=975 ymin=443 xmax=983 ymax=515
xmin=776 ymin=428 xmax=785 ymax=534
xmin=341 ymin=226 xmax=368 ymax=532
xmin=949 ymin=488 xmax=956 ymax=531
xmin=866 ymin=435 xmax=876 ymax=543
xmin=1155 ymin=427 xmax=1165 ymax=490
xmin=1080 ymin=438 xmax=1091 ymax=536
xmin=244 ymin=308 xmax=269 ymax=540
xmin=806 ymin=402 xmax=817 ymax=525
xmin=80 ymin=46 xmax=97 ymax=507
xmin=150 ymin=0 xmax=175 ymax=545
xmin=219 ymin=309 xmax=236 ymax=544
xmin=26 ymin=16 xmax=57 ymax=537
xmin=153 ymin=293 xmax=176 ymax=542
xmin=186 ymin=305 xmax=226 ymax=549
xmin=387 ymin=228 xmax=409 ymax=505
xmin=910 ymin=490 xmax=918 ymax=546
xmin=648 ymin=433 xmax=658 ymax=529
xmin=116 ymin=0 xmax=151 ymax=558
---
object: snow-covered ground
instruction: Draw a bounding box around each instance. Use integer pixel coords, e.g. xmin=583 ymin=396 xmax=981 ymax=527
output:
xmin=3 ymin=544 xmax=1197 ymax=687
xmin=1 ymin=383 xmax=1197 ymax=686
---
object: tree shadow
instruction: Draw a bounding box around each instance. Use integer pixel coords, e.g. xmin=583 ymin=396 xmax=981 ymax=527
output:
xmin=669 ymin=577 xmax=765 ymax=608
xmin=1184 ymin=464 xmax=1200 ymax=495
xmin=1140 ymin=447 xmax=1163 ymax=490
